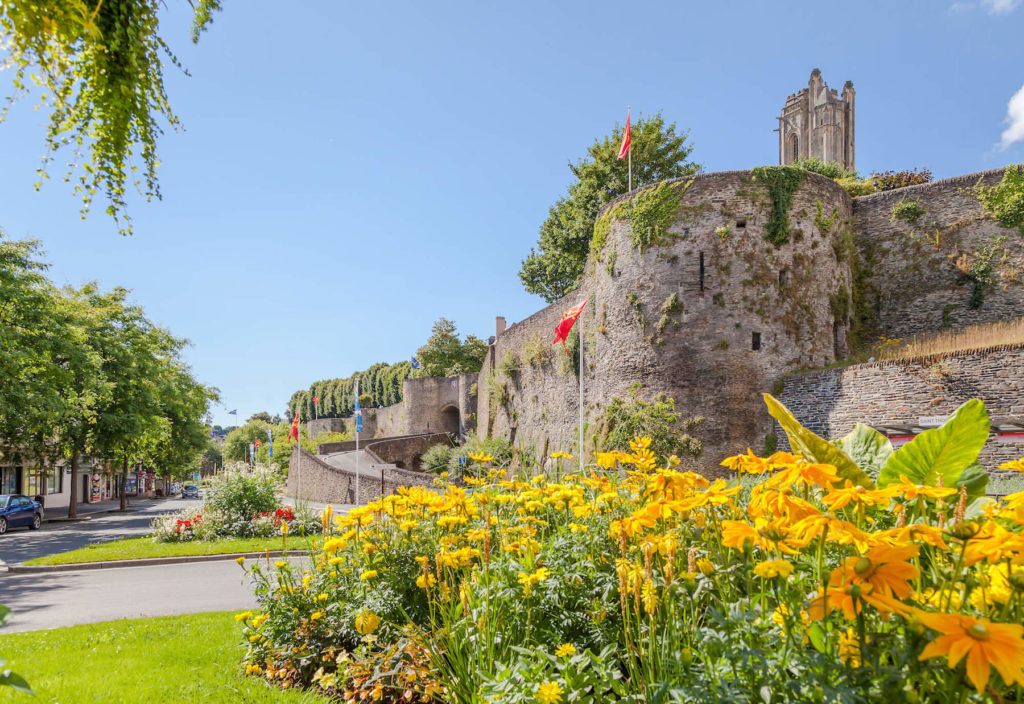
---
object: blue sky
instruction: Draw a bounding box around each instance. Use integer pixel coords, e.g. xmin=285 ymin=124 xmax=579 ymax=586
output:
xmin=1 ymin=0 xmax=1023 ymax=427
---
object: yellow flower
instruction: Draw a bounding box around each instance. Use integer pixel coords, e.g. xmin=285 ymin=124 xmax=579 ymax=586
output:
xmin=310 ymin=611 xmax=323 ymax=620
xmin=536 ymin=680 xmax=564 ymax=704
xmin=235 ymin=611 xmax=253 ymax=622
xmin=695 ymin=558 xmax=715 ymax=575
xmin=554 ymin=643 xmax=576 ymax=657
xmin=550 ymin=452 xmax=573 ymax=459
xmin=753 ymin=559 xmax=794 ymax=579
xmin=416 ymin=574 xmax=437 ymax=589
xmin=517 ymin=567 xmax=550 ymax=596
xmin=999 ymin=458 xmax=1024 ymax=472
xmin=280 ymin=522 xmax=290 ymax=535
xmin=594 ymin=451 xmax=620 ymax=469
xmin=274 ymin=561 xmax=286 ymax=568
xmin=355 ymin=609 xmax=380 ymax=635
xmin=251 ymin=613 xmax=269 ymax=628
xmin=235 ymin=556 xmax=245 ymax=564
xmin=360 ymin=569 xmax=378 ymax=580
xmin=468 ymin=451 xmax=495 ymax=463
xmin=838 ymin=628 xmax=865 ymax=667
xmin=916 ymin=610 xmax=1024 ymax=692
xmin=641 ymin=579 xmax=658 ymax=614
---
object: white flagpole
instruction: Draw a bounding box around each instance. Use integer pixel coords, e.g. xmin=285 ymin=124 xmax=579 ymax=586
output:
xmin=355 ymin=381 xmax=361 ymax=504
xmin=297 ymin=416 xmax=302 ymax=503
xmin=579 ymin=309 xmax=584 ymax=473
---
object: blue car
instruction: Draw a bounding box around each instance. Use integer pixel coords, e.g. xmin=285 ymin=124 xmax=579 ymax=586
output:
xmin=0 ymin=494 xmax=43 ymax=534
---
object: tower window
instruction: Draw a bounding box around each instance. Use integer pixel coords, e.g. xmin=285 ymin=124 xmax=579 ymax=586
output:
xmin=790 ymin=135 xmax=799 ymax=163
xmin=752 ymin=332 xmax=762 ymax=351
xmin=779 ymin=268 xmax=790 ymax=287
xmin=736 ymin=219 xmax=747 ymax=229
xmin=699 ymin=252 xmax=705 ymax=292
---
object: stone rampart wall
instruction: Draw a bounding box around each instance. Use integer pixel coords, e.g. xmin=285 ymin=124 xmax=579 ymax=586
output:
xmin=285 ymin=446 xmax=435 ymax=505
xmin=365 ymin=433 xmax=452 ymax=471
xmin=852 ymin=167 xmax=1024 ymax=340
xmin=307 ymin=417 xmax=347 ymax=440
xmin=776 ymin=345 xmax=1024 ymax=473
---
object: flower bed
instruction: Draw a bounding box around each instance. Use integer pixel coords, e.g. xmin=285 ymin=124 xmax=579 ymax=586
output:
xmin=238 ymin=397 xmax=1024 ymax=702
xmin=153 ymin=471 xmax=318 ymax=542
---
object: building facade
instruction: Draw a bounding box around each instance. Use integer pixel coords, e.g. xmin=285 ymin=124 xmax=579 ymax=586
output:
xmin=779 ymin=68 xmax=855 ymax=172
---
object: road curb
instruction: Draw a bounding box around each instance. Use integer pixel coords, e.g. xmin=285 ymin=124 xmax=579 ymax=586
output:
xmin=9 ymin=549 xmax=307 ymax=574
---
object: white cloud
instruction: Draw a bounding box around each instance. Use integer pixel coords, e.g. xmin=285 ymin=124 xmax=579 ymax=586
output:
xmin=981 ymin=0 xmax=1020 ymax=13
xmin=1000 ymin=83 xmax=1024 ymax=150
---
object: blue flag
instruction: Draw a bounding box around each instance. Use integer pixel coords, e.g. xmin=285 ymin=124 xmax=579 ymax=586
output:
xmin=411 ymin=357 xmax=420 ymax=369
xmin=354 ymin=381 xmax=361 ymax=416
xmin=267 ymin=428 xmax=273 ymax=459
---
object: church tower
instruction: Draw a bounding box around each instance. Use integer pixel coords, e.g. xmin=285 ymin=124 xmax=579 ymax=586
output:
xmin=778 ymin=69 xmax=855 ymax=172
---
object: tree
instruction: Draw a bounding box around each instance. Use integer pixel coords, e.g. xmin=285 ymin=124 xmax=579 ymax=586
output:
xmin=414 ymin=318 xmax=488 ymax=378
xmin=248 ymin=411 xmax=274 ymax=424
xmin=519 ymin=113 xmax=700 ymax=301
xmin=0 ymin=0 xmax=222 ymax=235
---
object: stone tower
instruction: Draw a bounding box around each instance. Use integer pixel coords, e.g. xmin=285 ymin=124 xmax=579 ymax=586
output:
xmin=778 ymin=69 xmax=855 ymax=172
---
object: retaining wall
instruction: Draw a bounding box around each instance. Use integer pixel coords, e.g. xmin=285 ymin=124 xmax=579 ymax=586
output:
xmin=776 ymin=345 xmax=1024 ymax=473
xmin=285 ymin=446 xmax=436 ymax=505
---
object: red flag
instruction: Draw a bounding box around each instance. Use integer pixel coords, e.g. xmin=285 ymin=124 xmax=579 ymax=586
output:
xmin=255 ymin=438 xmax=260 ymax=449
xmin=288 ymin=413 xmax=299 ymax=443
xmin=313 ymin=394 xmax=319 ymax=405
xmin=617 ymin=109 xmax=631 ymax=160
xmin=552 ymin=299 xmax=589 ymax=356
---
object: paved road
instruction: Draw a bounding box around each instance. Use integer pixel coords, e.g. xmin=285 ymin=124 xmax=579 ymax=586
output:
xmin=0 ymin=559 xmax=271 ymax=633
xmin=0 ymin=498 xmax=201 ymax=565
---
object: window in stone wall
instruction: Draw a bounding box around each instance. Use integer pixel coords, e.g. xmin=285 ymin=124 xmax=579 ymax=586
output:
xmin=779 ymin=268 xmax=790 ymax=288
xmin=752 ymin=332 xmax=761 ymax=351
xmin=699 ymin=252 xmax=705 ymax=293
xmin=736 ymin=218 xmax=747 ymax=229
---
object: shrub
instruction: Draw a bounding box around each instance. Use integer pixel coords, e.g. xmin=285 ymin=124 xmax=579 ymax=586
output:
xmin=974 ymin=165 xmax=1024 ymax=233
xmin=598 ymin=396 xmax=703 ymax=460
xmin=204 ymin=470 xmax=279 ymax=526
xmin=836 ymin=176 xmax=877 ymax=197
xmin=871 ymin=167 xmax=933 ymax=191
xmin=447 ymin=436 xmax=513 ymax=478
xmin=890 ymin=198 xmax=926 ymax=224
xmin=792 ymin=156 xmax=859 ymax=180
xmin=421 ymin=443 xmax=454 ymax=474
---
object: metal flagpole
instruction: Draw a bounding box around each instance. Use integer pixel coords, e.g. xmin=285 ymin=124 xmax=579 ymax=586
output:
xmin=579 ymin=308 xmax=584 ymax=473
xmin=355 ymin=380 xmax=361 ymax=505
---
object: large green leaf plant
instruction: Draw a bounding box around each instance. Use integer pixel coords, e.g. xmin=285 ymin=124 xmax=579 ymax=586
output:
xmin=763 ymin=394 xmax=990 ymax=501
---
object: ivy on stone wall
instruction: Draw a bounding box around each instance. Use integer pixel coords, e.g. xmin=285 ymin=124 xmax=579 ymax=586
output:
xmin=974 ymin=165 xmax=1024 ymax=234
xmin=890 ymin=199 xmax=926 ymax=225
xmin=592 ymin=180 xmax=692 ymax=258
xmin=752 ymin=166 xmax=805 ymax=246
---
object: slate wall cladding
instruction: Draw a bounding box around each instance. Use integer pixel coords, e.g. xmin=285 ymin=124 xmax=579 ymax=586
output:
xmin=776 ymin=346 xmax=1024 ymax=472
xmin=479 ymin=170 xmax=856 ymax=472
xmin=853 ymin=167 xmax=1024 ymax=340
xmin=285 ymin=446 xmax=435 ymax=505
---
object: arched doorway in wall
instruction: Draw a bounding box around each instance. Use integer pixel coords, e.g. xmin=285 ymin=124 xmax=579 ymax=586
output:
xmin=440 ymin=405 xmax=460 ymax=436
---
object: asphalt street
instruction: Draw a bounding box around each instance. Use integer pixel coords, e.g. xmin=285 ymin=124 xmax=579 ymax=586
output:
xmin=0 ymin=498 xmax=201 ymax=565
xmin=0 ymin=558 xmax=269 ymax=633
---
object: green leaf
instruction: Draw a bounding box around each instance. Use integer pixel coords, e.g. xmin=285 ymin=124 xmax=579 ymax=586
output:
xmin=0 ymin=670 xmax=32 ymax=694
xmin=832 ymin=423 xmax=893 ymax=482
xmin=955 ymin=462 xmax=990 ymax=503
xmin=808 ymin=623 xmax=826 ymax=653
xmin=763 ymin=394 xmax=875 ymax=488
xmin=878 ymin=400 xmax=990 ymax=498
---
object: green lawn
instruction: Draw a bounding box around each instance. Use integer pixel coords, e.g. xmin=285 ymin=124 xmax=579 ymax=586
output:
xmin=24 ymin=535 xmax=318 ymax=566
xmin=0 ymin=612 xmax=329 ymax=703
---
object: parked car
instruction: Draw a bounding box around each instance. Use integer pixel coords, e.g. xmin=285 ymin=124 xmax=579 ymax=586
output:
xmin=0 ymin=494 xmax=43 ymax=534
xmin=182 ymin=484 xmax=200 ymax=499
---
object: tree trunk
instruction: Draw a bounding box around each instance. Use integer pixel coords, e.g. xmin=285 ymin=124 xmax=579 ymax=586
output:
xmin=68 ymin=453 xmax=79 ymax=519
xmin=119 ymin=456 xmax=129 ymax=511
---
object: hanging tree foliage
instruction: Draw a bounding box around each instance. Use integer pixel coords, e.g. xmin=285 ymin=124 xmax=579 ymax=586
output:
xmin=0 ymin=0 xmax=222 ymax=235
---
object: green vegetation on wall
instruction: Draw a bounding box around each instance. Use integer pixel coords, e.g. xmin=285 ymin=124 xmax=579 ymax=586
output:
xmin=594 ymin=396 xmax=704 ymax=461
xmin=974 ymin=165 xmax=1024 ymax=234
xmin=593 ymin=179 xmax=692 ymax=258
xmin=890 ymin=199 xmax=926 ymax=225
xmin=751 ymin=166 xmax=805 ymax=246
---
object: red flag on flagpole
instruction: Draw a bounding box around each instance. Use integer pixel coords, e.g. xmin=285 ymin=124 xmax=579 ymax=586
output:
xmin=617 ymin=109 xmax=631 ymax=160
xmin=313 ymin=394 xmax=319 ymax=405
xmin=552 ymin=299 xmax=589 ymax=356
xmin=288 ymin=413 xmax=299 ymax=443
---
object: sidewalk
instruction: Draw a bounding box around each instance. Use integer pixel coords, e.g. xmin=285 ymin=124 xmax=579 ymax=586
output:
xmin=44 ymin=497 xmax=159 ymax=523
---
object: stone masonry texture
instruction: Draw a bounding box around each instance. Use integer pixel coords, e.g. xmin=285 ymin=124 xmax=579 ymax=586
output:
xmin=477 ymin=166 xmax=1024 ymax=475
xmin=776 ymin=346 xmax=1024 ymax=474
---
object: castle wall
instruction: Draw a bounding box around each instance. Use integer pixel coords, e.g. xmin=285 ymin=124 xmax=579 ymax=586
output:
xmin=285 ymin=446 xmax=435 ymax=505
xmin=776 ymin=345 xmax=1024 ymax=474
xmin=479 ymin=170 xmax=855 ymax=472
xmin=852 ymin=167 xmax=1024 ymax=340
xmin=307 ymin=417 xmax=347 ymax=440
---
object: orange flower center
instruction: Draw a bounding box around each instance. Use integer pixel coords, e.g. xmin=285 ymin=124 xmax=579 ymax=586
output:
xmin=854 ymin=557 xmax=873 ymax=576
xmin=967 ymin=624 xmax=990 ymax=641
